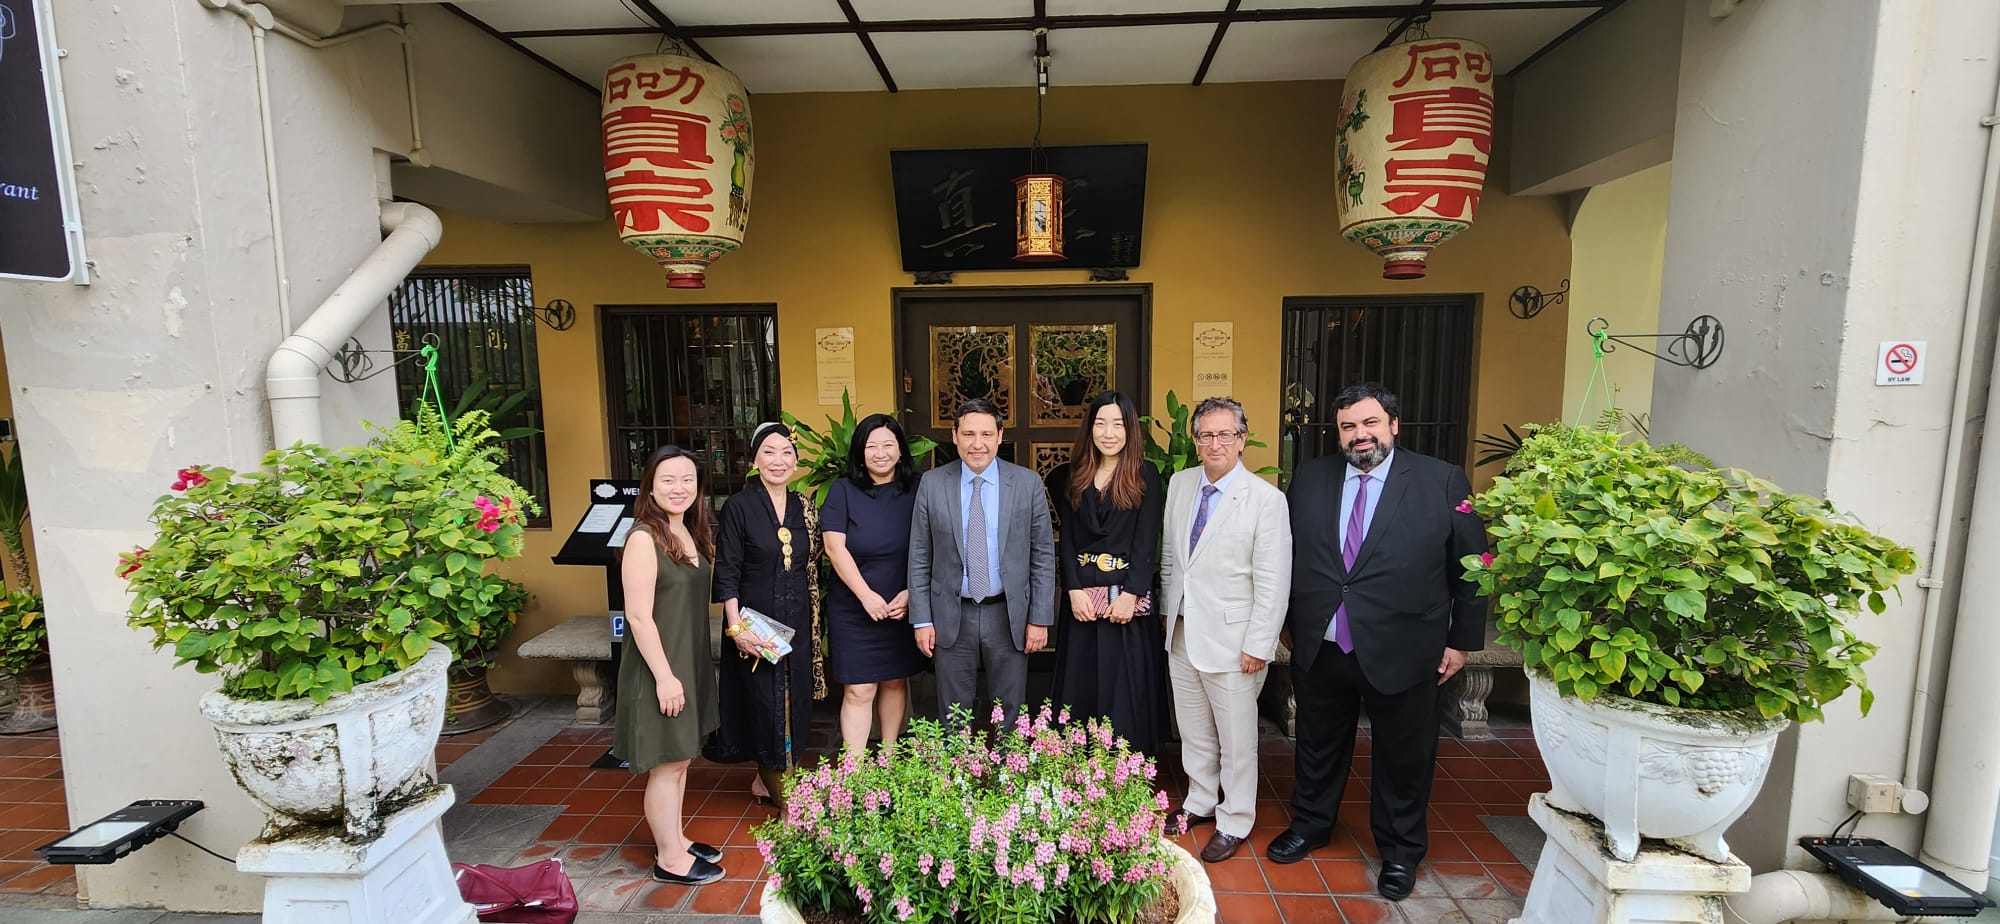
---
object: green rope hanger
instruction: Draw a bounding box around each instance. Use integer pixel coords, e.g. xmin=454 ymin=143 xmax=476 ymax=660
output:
xmin=418 ymin=343 xmax=455 ymax=453
xmin=1571 ymin=325 xmax=1616 ymax=428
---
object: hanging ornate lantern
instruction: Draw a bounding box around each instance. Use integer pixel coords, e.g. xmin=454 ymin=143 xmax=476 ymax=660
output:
xmin=1334 ymin=36 xmax=1495 ymax=279
xmin=1014 ymin=52 xmax=1067 ymax=263
xmin=1014 ymin=174 xmax=1066 ymax=262
xmin=601 ymin=41 xmax=754 ymax=289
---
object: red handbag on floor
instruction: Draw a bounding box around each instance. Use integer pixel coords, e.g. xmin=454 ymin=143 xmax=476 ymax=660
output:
xmin=452 ymin=858 xmax=578 ymax=924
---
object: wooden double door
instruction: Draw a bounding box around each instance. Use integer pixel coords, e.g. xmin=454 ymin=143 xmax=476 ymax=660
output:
xmin=895 ymin=286 xmax=1150 ymax=480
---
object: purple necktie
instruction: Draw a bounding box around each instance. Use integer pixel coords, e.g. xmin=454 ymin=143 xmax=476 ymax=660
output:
xmin=1188 ymin=485 xmax=1219 ymax=552
xmin=1331 ymin=473 xmax=1370 ymax=653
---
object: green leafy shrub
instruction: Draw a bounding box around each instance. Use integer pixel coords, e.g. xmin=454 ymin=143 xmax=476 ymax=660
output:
xmin=0 ymin=591 xmax=46 ymax=675
xmin=1463 ymin=424 xmax=1917 ymax=722
xmin=781 ymin=391 xmax=938 ymax=506
xmin=1139 ymin=390 xmax=1278 ymax=478
xmin=120 ymin=414 xmax=535 ymax=703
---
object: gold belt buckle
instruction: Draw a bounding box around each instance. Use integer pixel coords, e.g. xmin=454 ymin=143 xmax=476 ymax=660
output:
xmin=1077 ymin=552 xmax=1129 ymax=571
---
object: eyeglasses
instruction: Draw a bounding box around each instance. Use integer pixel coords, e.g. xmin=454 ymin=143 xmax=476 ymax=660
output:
xmin=1193 ymin=431 xmax=1243 ymax=446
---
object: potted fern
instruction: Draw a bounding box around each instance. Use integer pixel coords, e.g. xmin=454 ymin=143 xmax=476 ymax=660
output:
xmin=1462 ymin=420 xmax=1917 ymax=861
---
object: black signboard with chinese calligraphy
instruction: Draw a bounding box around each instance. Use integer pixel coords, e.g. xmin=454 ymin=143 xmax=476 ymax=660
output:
xmin=890 ymin=144 xmax=1146 ymax=272
xmin=0 ymin=0 xmax=73 ymax=282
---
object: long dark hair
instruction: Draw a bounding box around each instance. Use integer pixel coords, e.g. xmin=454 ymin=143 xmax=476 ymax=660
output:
xmin=1065 ymin=391 xmax=1147 ymax=510
xmin=845 ymin=414 xmax=916 ymax=496
xmin=631 ymin=445 xmax=715 ymax=565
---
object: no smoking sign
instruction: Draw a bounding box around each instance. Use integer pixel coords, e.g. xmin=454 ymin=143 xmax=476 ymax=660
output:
xmin=1877 ymin=341 xmax=1927 ymax=386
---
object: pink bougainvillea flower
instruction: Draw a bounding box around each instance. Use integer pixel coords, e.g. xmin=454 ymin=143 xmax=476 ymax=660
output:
xmin=1480 ymin=552 xmax=1496 ymax=567
xmin=116 ymin=547 xmax=148 ymax=579
xmin=1455 ymin=498 xmax=1473 ymax=513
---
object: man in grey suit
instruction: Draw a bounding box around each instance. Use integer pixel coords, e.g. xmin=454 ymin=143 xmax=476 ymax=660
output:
xmin=908 ymin=397 xmax=1057 ymax=726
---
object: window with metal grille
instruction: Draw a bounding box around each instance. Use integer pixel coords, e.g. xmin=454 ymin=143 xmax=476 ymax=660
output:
xmin=1280 ymin=296 xmax=1476 ymax=480
xmin=388 ymin=266 xmax=551 ymax=527
xmin=601 ymin=306 xmax=780 ymax=510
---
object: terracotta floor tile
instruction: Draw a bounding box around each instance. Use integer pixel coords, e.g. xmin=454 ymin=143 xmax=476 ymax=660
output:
xmin=697 ymin=790 xmax=756 ymax=818
xmin=1315 ymin=834 xmax=1369 ymax=861
xmin=0 ymin=861 xmax=37 ymax=886
xmin=595 ymin=845 xmax=657 ymax=878
xmin=1273 ymin=893 xmax=1345 ymax=924
xmin=562 ymin=788 xmax=619 ymax=816
xmin=470 ymin=786 xmax=526 ymax=806
xmin=1502 ymin=780 xmax=1545 ymax=803
xmin=555 ymin=844 xmax=616 ymax=876
xmin=1205 ymin=857 xmax=1271 ymax=892
xmin=728 ymin=816 xmax=770 ymax=847
xmin=1427 ymin=861 xmax=1502 ymax=899
xmin=1487 ymin=862 xmax=1533 ymax=897
xmin=1457 ymin=896 xmax=1525 ymax=923
xmin=578 ymin=769 xmax=632 ymax=790
xmin=490 ymin=765 xmax=551 ymax=789
xmin=576 ymin=815 xmax=641 ymax=845
xmin=522 ymin=744 xmax=575 ymax=765
xmin=1505 ymin=740 xmax=1542 ymax=760
xmin=1456 ymin=780 xmax=1519 ymax=805
xmin=1434 ymin=738 xmax=1471 ymax=758
xmin=575 ymin=875 xmax=647 ymax=912
xmin=1261 ymin=856 xmax=1327 ymax=894
xmin=537 ymin=767 xmax=593 ymax=791
xmin=1434 ymin=803 xmax=1488 ymax=832
xmin=550 ymin=728 xmax=602 ymax=745
xmin=684 ymin=815 xmax=737 ymax=846
xmin=538 ymin=816 xmax=589 ymax=845
xmin=1429 ymin=779 xmax=1475 ymax=804
xmin=1215 ymin=891 xmax=1283 ymax=924
xmin=1423 ymin=832 xmax=1474 ymax=863
xmin=603 ymin=790 xmax=648 ymax=816
xmin=1388 ymin=895 xmax=1459 ymax=923
xmin=13 ymin=805 xmax=69 ymax=831
xmin=716 ymin=846 xmax=765 ymax=880
xmin=688 ymin=878 xmax=753 ymax=914
xmin=1480 ymin=757 xmax=1544 ymax=781
xmin=635 ymin=881 xmax=693 ymax=910
xmin=518 ymin=786 xmax=575 ymax=806
xmin=1314 ymin=858 xmax=1374 ymax=895
xmin=1492 ymin=726 xmax=1535 ymax=739
xmin=1436 ymin=757 xmax=1491 ymax=780
xmin=0 ymin=864 xmax=72 ymax=894
xmin=1458 ymin=739 xmax=1515 ymax=757
xmin=1458 ymin=831 xmax=1516 ymax=864
xmin=1333 ymin=894 xmax=1399 ymax=924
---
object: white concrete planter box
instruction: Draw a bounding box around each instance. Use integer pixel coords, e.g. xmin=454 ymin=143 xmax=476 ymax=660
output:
xmin=756 ymin=839 xmax=1216 ymax=924
xmin=1528 ymin=669 xmax=1788 ymax=862
xmin=199 ymin=642 xmax=452 ymax=840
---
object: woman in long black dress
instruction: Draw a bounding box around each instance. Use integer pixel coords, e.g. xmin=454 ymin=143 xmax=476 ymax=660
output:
xmin=613 ymin=446 xmax=724 ymax=885
xmin=713 ymin=423 xmax=823 ymax=807
xmin=821 ymin=414 xmax=927 ymax=756
xmin=1047 ymin=391 xmax=1168 ymax=755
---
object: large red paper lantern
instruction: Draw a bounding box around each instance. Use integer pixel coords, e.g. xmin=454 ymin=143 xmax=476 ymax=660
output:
xmin=602 ymin=43 xmax=754 ymax=289
xmin=1335 ymin=37 xmax=1495 ymax=279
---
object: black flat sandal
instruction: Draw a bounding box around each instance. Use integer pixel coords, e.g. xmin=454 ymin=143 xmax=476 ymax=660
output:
xmin=653 ymin=856 xmax=724 ymax=885
xmin=688 ymin=841 xmax=722 ymax=863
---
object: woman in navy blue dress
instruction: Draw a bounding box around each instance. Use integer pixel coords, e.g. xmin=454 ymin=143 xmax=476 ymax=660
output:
xmin=820 ymin=414 xmax=928 ymax=755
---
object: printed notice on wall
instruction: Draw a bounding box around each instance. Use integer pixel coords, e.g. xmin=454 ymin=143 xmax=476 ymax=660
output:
xmin=816 ymin=327 xmax=857 ymax=404
xmin=0 ymin=0 xmax=76 ymax=281
xmin=1192 ymin=322 xmax=1234 ymax=399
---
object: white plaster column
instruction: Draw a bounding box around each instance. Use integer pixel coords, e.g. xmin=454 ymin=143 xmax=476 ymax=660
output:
xmin=1651 ymin=0 xmax=2000 ymax=877
xmin=0 ymin=1 xmax=400 ymax=910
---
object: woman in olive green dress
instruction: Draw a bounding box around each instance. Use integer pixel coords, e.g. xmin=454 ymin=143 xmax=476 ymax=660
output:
xmin=614 ymin=445 xmax=725 ymax=885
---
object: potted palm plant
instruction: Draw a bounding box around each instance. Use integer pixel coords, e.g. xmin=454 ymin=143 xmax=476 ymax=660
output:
xmin=120 ymin=412 xmax=534 ymax=840
xmin=1462 ymin=421 xmax=1917 ymax=861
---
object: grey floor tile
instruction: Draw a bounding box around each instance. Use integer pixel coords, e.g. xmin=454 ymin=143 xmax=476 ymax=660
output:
xmin=1480 ymin=814 xmax=1545 ymax=869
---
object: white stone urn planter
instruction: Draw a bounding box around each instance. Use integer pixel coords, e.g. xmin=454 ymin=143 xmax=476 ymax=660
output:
xmin=756 ymin=838 xmax=1217 ymax=924
xmin=199 ymin=642 xmax=452 ymax=840
xmin=1528 ymin=669 xmax=1788 ymax=862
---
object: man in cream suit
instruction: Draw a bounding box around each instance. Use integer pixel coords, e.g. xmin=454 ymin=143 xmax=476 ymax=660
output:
xmin=1158 ymin=396 xmax=1293 ymax=863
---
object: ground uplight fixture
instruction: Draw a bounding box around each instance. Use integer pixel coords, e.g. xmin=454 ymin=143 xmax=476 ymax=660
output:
xmin=1798 ymin=836 xmax=1996 ymax=917
xmin=35 ymin=800 xmax=204 ymax=865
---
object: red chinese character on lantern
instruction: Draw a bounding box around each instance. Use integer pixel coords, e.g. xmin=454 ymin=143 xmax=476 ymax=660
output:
xmin=1392 ymin=41 xmax=1492 ymax=88
xmin=636 ymin=65 xmax=706 ymax=104
xmin=604 ymin=107 xmax=715 ymax=172
xmin=1385 ymin=87 xmax=1494 ymax=154
xmin=1382 ymin=153 xmax=1485 ymax=219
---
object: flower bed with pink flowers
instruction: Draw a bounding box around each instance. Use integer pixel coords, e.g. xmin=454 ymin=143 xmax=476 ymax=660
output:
xmin=755 ymin=703 xmax=1190 ymax=924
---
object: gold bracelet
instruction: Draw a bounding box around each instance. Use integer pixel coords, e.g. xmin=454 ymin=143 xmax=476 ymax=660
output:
xmin=725 ymin=619 xmax=751 ymax=638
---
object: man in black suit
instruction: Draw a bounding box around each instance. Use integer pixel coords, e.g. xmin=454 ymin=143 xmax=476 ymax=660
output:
xmin=1264 ymin=382 xmax=1488 ymax=902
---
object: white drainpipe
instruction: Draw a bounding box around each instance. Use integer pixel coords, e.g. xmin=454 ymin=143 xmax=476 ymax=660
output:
xmin=265 ymin=201 xmax=443 ymax=448
xmin=1721 ymin=870 xmax=1918 ymax=924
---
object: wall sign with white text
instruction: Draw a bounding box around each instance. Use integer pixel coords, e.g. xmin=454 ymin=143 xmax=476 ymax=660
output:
xmin=0 ymin=0 xmax=79 ymax=282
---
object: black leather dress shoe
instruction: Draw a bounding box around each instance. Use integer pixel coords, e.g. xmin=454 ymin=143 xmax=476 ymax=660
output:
xmin=688 ymin=841 xmax=722 ymax=863
xmin=1265 ymin=828 xmax=1330 ymax=865
xmin=1377 ymin=861 xmax=1416 ymax=901
xmin=653 ymin=856 xmax=724 ymax=885
xmin=1199 ymin=831 xmax=1245 ymax=863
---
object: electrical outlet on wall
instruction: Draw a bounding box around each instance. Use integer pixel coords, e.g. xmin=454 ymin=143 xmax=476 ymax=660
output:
xmin=1847 ymin=773 xmax=1904 ymax=814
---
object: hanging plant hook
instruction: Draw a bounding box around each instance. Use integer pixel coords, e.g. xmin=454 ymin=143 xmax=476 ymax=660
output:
xmin=1586 ymin=315 xmax=1726 ymax=369
xmin=531 ymin=299 xmax=576 ymax=331
xmin=328 ymin=332 xmax=441 ymax=384
xmin=1509 ymin=279 xmax=1569 ymax=320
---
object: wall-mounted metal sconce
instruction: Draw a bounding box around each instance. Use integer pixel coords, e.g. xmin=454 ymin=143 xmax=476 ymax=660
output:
xmin=914 ymin=271 xmax=954 ymax=286
xmin=329 ymin=333 xmax=439 ymax=384
xmin=1089 ymin=268 xmax=1129 ymax=282
xmin=1587 ymin=315 xmax=1726 ymax=369
xmin=1509 ymin=279 xmax=1568 ymax=320
xmin=532 ymin=299 xmax=576 ymax=331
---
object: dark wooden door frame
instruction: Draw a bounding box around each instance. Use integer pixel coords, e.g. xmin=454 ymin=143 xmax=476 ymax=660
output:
xmin=891 ymin=284 xmax=1155 ymax=449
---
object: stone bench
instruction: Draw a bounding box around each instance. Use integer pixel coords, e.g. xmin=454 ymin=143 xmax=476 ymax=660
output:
xmin=1258 ymin=620 xmax=1520 ymax=741
xmin=1441 ymin=621 xmax=1522 ymax=741
xmin=516 ymin=613 xmax=728 ymax=725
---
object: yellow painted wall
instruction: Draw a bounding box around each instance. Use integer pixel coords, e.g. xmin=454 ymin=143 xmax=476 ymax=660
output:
xmin=1564 ymin=161 xmax=1671 ymax=425
xmin=421 ymin=80 xmax=1571 ymax=694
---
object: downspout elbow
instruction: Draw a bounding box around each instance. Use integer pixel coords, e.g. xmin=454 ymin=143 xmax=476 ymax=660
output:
xmin=1722 ymin=870 xmax=1918 ymax=924
xmin=265 ymin=201 xmax=442 ymax=449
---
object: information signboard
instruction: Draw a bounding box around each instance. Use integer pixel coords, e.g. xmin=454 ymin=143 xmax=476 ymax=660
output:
xmin=1 ymin=0 xmax=79 ymax=282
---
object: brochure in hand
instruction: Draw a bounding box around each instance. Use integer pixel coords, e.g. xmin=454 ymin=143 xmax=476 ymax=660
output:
xmin=736 ymin=606 xmax=795 ymax=663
